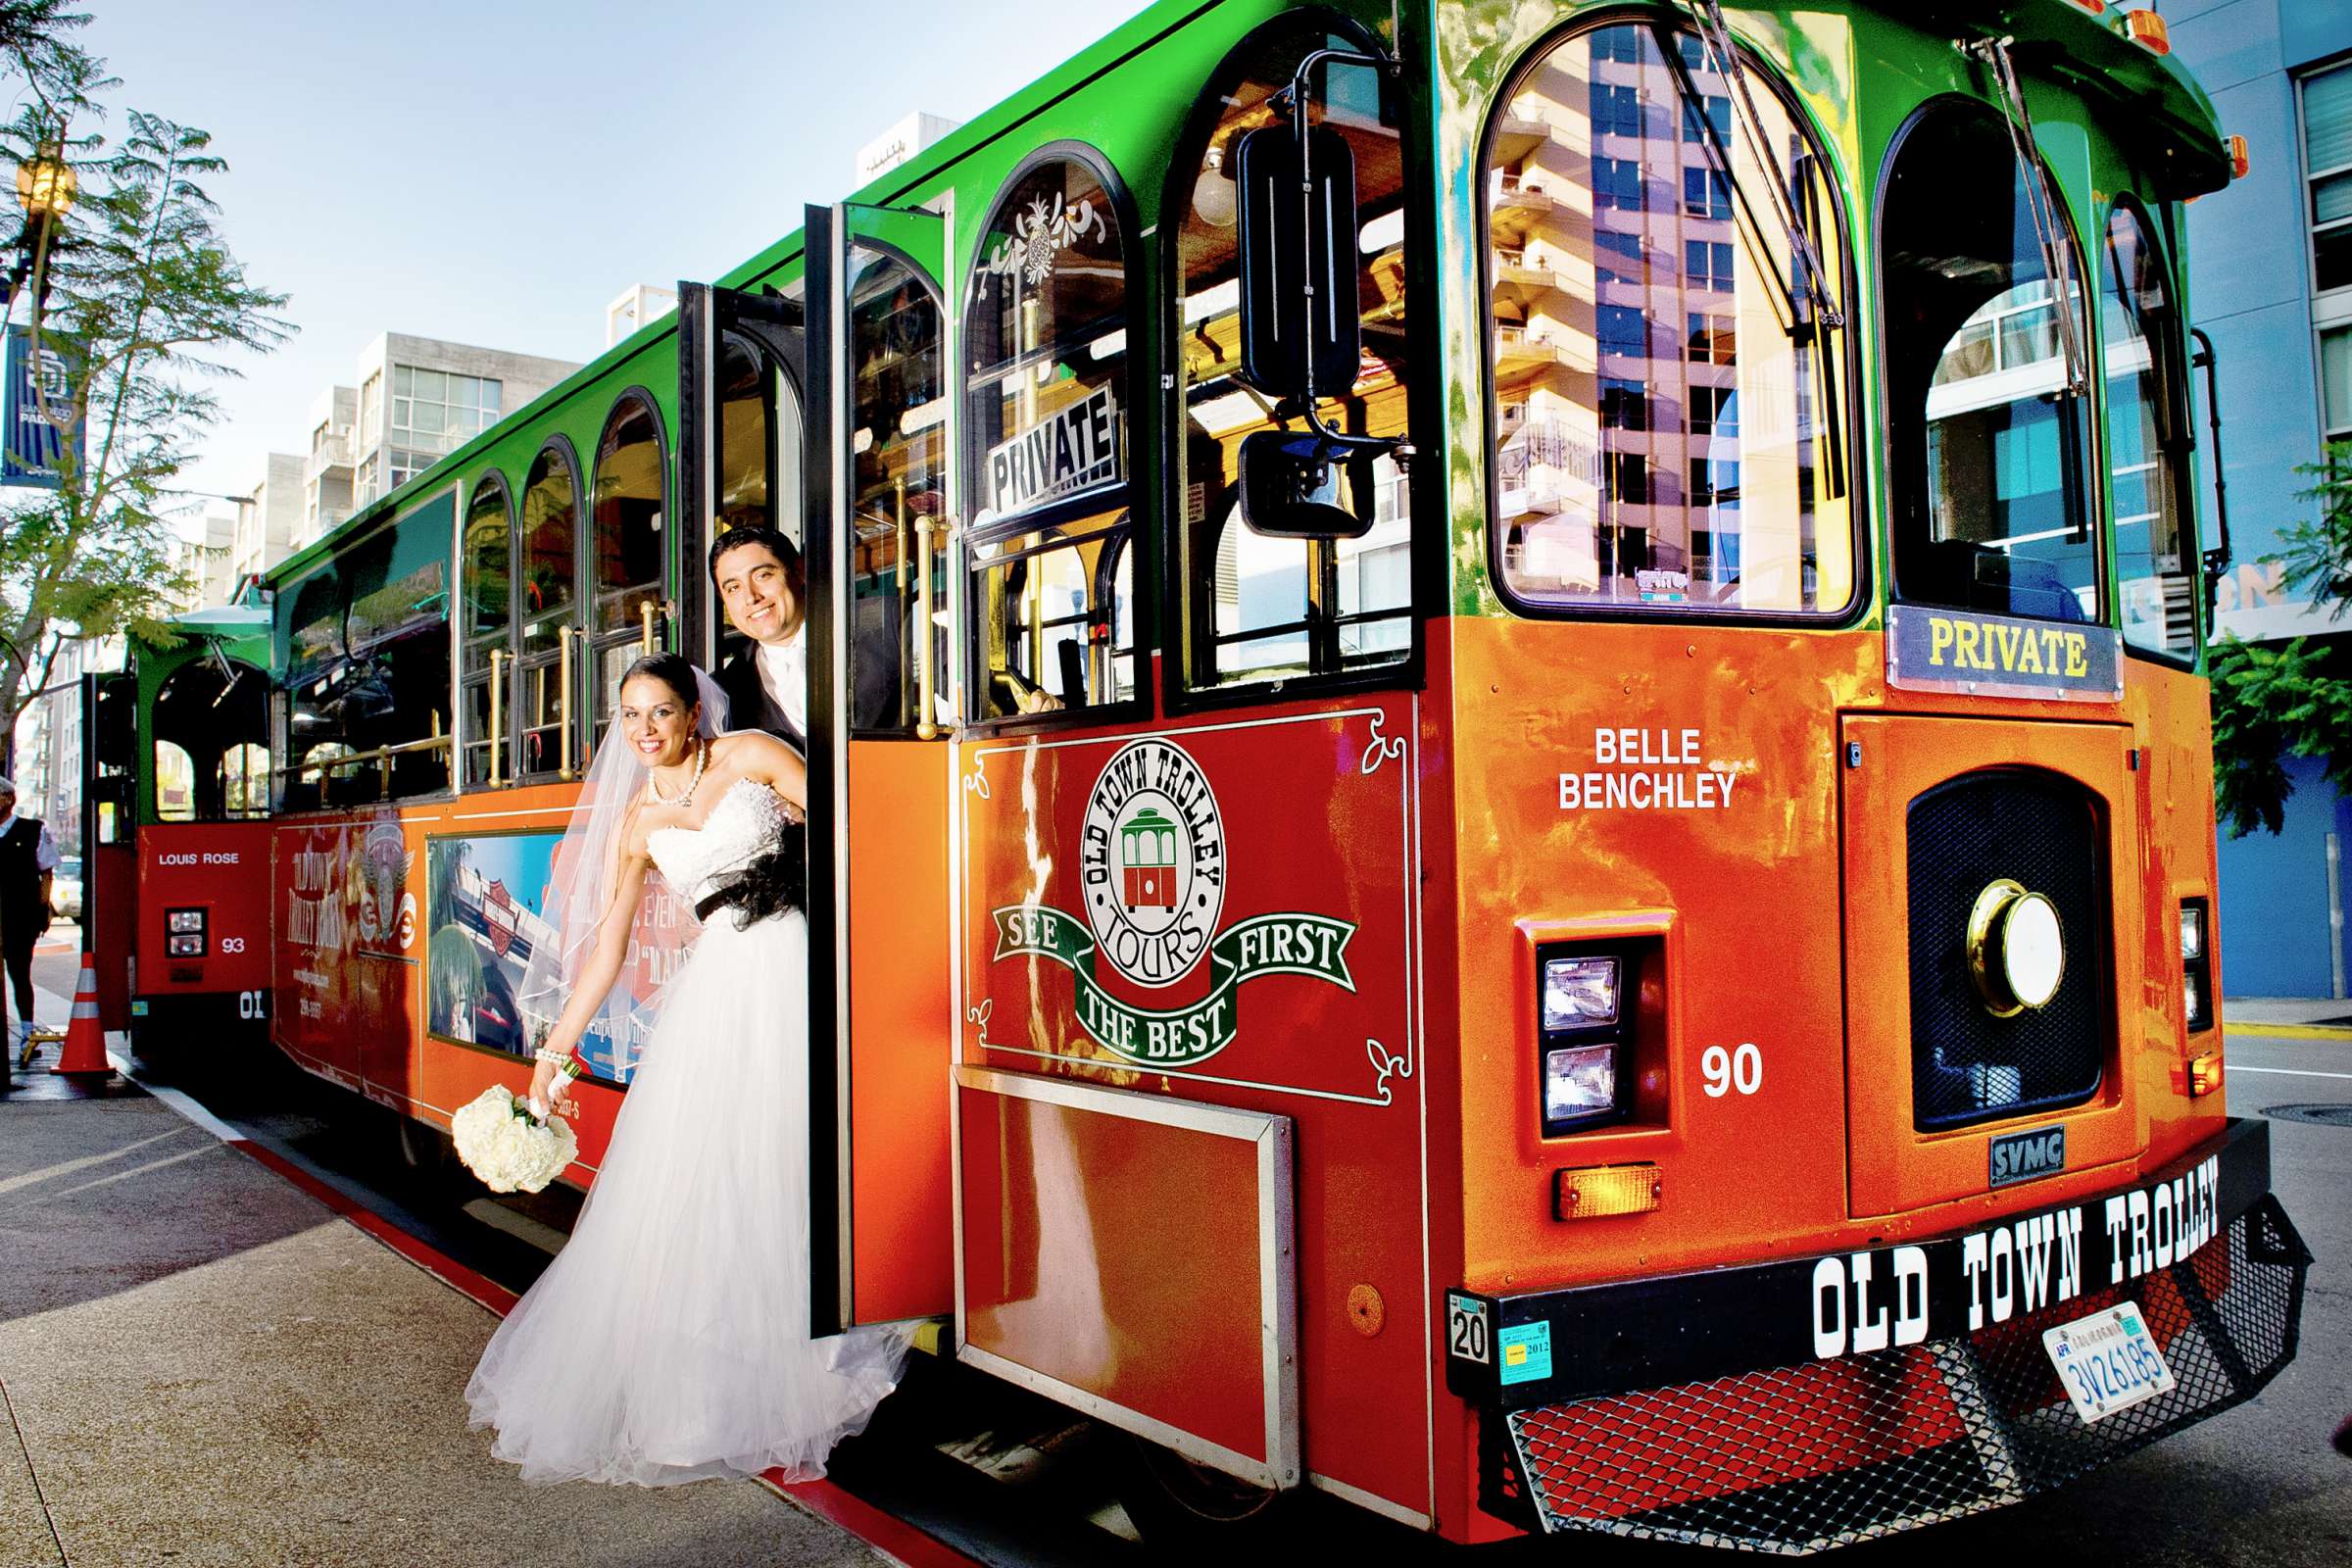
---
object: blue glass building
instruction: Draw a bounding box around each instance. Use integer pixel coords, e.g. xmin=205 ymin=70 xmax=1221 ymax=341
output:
xmin=2176 ymin=0 xmax=2352 ymax=998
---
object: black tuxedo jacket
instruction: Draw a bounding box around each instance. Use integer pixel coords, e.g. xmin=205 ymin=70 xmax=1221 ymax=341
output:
xmin=714 ymin=647 xmax=806 ymax=754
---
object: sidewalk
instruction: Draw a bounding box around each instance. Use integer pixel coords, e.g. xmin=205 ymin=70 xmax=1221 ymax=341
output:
xmin=2223 ymin=997 xmax=2352 ymax=1027
xmin=0 ymin=1091 xmax=895 ymax=1568
xmin=2223 ymin=997 xmax=2352 ymax=1040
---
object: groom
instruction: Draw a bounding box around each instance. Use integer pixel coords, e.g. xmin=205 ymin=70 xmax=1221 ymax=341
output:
xmin=710 ymin=525 xmax=807 ymax=753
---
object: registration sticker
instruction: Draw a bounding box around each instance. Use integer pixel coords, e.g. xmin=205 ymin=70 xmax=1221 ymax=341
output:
xmin=1498 ymin=1320 xmax=1553 ymax=1386
xmin=2041 ymin=1300 xmax=2177 ymax=1424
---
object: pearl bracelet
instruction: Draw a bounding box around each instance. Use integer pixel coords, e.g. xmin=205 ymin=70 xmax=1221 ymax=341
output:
xmin=533 ymin=1047 xmax=581 ymax=1078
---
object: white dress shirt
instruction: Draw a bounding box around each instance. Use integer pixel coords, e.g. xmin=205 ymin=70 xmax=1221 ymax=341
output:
xmin=757 ymin=626 xmax=807 ymax=738
xmin=0 ymin=811 xmax=59 ymax=871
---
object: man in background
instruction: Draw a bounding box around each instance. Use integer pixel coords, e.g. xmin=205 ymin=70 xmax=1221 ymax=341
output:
xmin=0 ymin=777 xmax=57 ymax=1066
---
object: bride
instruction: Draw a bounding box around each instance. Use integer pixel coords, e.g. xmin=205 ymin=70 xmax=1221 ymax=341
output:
xmin=465 ymin=651 xmax=906 ymax=1486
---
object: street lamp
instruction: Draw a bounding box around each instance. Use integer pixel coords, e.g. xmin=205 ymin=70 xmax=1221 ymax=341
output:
xmin=4 ymin=139 xmax=76 ymax=310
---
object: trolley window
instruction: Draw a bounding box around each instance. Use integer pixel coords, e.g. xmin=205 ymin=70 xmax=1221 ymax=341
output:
xmin=589 ymin=391 xmax=667 ymax=732
xmin=1173 ymin=24 xmax=1414 ymax=688
xmin=516 ymin=441 xmax=580 ymax=779
xmin=277 ymin=494 xmax=455 ymax=808
xmin=1886 ymin=100 xmax=2096 ymax=623
xmin=963 ymin=152 xmax=1136 ymax=721
xmin=706 ymin=323 xmax=806 ymax=672
xmin=2101 ymin=200 xmax=2197 ymax=659
xmin=154 ymin=660 xmax=268 ymax=822
xmin=1484 ymin=19 xmax=1853 ymax=615
xmin=460 ymin=474 xmax=513 ymax=788
xmin=844 ymin=248 xmax=946 ymax=733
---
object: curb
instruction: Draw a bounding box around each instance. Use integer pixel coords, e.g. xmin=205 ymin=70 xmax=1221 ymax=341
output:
xmin=2224 ymin=1022 xmax=2352 ymax=1042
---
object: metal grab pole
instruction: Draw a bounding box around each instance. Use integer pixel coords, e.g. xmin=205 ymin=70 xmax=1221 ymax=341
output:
xmin=640 ymin=599 xmax=658 ymax=657
xmin=915 ymin=515 xmax=938 ymax=740
xmin=487 ymin=649 xmax=505 ymax=787
xmin=559 ymin=624 xmax=577 ymax=781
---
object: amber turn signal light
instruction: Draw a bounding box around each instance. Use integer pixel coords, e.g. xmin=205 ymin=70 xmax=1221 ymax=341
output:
xmin=2229 ymin=134 xmax=2252 ymax=180
xmin=2127 ymin=9 xmax=2172 ymax=54
xmin=2189 ymin=1052 xmax=2224 ymax=1098
xmin=1554 ymin=1164 xmax=1661 ymax=1221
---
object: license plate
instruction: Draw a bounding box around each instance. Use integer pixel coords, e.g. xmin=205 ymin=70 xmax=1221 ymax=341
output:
xmin=2041 ymin=1300 xmax=2177 ymax=1424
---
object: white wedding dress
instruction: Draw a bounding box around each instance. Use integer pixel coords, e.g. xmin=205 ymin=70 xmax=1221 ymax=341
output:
xmin=466 ymin=778 xmax=908 ymax=1486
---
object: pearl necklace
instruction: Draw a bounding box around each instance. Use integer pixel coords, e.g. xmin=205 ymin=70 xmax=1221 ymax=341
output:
xmin=648 ymin=737 xmax=708 ymax=807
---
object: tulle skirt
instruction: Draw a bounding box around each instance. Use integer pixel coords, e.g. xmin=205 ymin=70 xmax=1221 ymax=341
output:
xmin=465 ymin=907 xmax=909 ymax=1486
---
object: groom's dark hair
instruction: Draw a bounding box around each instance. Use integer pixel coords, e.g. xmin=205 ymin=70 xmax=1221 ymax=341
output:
xmin=708 ymin=524 xmax=802 ymax=584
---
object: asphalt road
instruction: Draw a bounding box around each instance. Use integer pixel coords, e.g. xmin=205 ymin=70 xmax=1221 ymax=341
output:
xmin=31 ymin=931 xmax=2348 ymax=1565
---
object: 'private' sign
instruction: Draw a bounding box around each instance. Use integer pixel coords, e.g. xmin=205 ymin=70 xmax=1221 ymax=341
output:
xmin=1887 ymin=605 xmax=2122 ymax=702
xmin=985 ymin=383 xmax=1119 ymax=519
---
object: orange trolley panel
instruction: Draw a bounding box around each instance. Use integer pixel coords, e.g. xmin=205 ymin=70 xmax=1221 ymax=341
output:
xmin=956 ymin=697 xmax=1430 ymax=1515
xmin=1838 ymin=713 xmax=2144 ymax=1217
xmin=844 ymin=737 xmax=956 ymax=1324
xmin=956 ymin=1065 xmax=1296 ymax=1484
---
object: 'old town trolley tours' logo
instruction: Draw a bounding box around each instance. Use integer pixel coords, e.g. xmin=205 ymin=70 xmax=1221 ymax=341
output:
xmin=991 ymin=736 xmax=1357 ymax=1066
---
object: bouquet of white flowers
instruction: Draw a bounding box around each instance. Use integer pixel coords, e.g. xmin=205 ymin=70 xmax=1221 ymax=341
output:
xmin=452 ymin=1085 xmax=579 ymax=1194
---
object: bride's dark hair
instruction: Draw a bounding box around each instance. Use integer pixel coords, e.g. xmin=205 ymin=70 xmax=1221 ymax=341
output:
xmin=620 ymin=651 xmax=702 ymax=711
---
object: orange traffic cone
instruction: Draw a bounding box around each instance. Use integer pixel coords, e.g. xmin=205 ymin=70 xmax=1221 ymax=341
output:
xmin=51 ymin=953 xmax=109 ymax=1075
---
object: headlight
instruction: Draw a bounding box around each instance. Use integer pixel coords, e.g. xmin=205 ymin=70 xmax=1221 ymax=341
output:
xmin=1544 ymin=1043 xmax=1617 ymax=1121
xmin=167 ymin=933 xmax=205 ymax=957
xmin=1542 ymin=956 xmax=1620 ymax=1030
xmin=2180 ymin=899 xmax=2214 ymax=1032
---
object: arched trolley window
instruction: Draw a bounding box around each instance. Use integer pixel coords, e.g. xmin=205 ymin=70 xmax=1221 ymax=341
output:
xmin=460 ymin=472 xmax=514 ymax=788
xmin=963 ymin=149 xmax=1139 ymax=721
xmin=1885 ymin=97 xmax=2096 ymax=624
xmin=515 ymin=440 xmax=582 ymax=780
xmin=2101 ymin=199 xmax=2197 ymax=660
xmin=705 ymin=325 xmax=808 ymax=671
xmin=845 ymin=250 xmax=946 ymax=733
xmin=589 ymin=390 xmax=669 ymax=733
xmin=1171 ymin=17 xmax=1417 ymax=689
xmin=1483 ymin=16 xmax=1854 ymax=617
xmin=154 ymin=658 xmax=269 ymax=822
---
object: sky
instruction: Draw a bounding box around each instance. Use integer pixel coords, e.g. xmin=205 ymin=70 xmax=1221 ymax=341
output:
xmin=60 ymin=0 xmax=1159 ymax=533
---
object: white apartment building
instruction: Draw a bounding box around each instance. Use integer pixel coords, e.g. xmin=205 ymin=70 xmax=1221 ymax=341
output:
xmin=335 ymin=333 xmax=579 ymax=517
xmin=186 ymin=509 xmax=236 ymax=608
xmin=230 ymin=452 xmax=304 ymax=590
xmin=231 ymin=333 xmax=583 ymax=584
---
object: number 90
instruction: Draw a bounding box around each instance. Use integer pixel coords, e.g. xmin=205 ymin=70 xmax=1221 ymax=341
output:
xmin=1701 ymin=1043 xmax=1762 ymax=1098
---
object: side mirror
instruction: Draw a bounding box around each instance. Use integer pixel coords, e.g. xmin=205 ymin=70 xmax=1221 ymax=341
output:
xmin=1235 ymin=122 xmax=1361 ymax=404
xmin=1239 ymin=430 xmax=1377 ymax=540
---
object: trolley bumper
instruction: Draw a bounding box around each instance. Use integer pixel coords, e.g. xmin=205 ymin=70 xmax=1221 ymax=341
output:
xmin=1448 ymin=1119 xmax=2309 ymax=1551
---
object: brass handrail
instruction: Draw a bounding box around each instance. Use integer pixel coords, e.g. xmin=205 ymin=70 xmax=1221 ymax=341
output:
xmin=274 ymin=732 xmax=455 ymax=778
xmin=915 ymin=514 xmax=938 ymax=740
xmin=559 ymin=623 xmax=577 ymax=781
xmin=639 ymin=600 xmax=657 ymax=657
xmin=487 ymin=649 xmax=506 ymax=788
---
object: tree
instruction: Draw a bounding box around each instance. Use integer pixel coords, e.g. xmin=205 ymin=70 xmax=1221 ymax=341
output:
xmin=2209 ymin=445 xmax=2352 ymax=837
xmin=0 ymin=8 xmax=289 ymax=750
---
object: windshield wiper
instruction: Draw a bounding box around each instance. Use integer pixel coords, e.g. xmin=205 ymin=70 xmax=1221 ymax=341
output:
xmin=1962 ymin=34 xmax=2090 ymax=398
xmin=1668 ymin=0 xmax=1843 ymax=337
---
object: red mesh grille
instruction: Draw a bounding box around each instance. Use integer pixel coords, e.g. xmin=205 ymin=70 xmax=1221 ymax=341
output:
xmin=1493 ymin=1200 xmax=2306 ymax=1551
